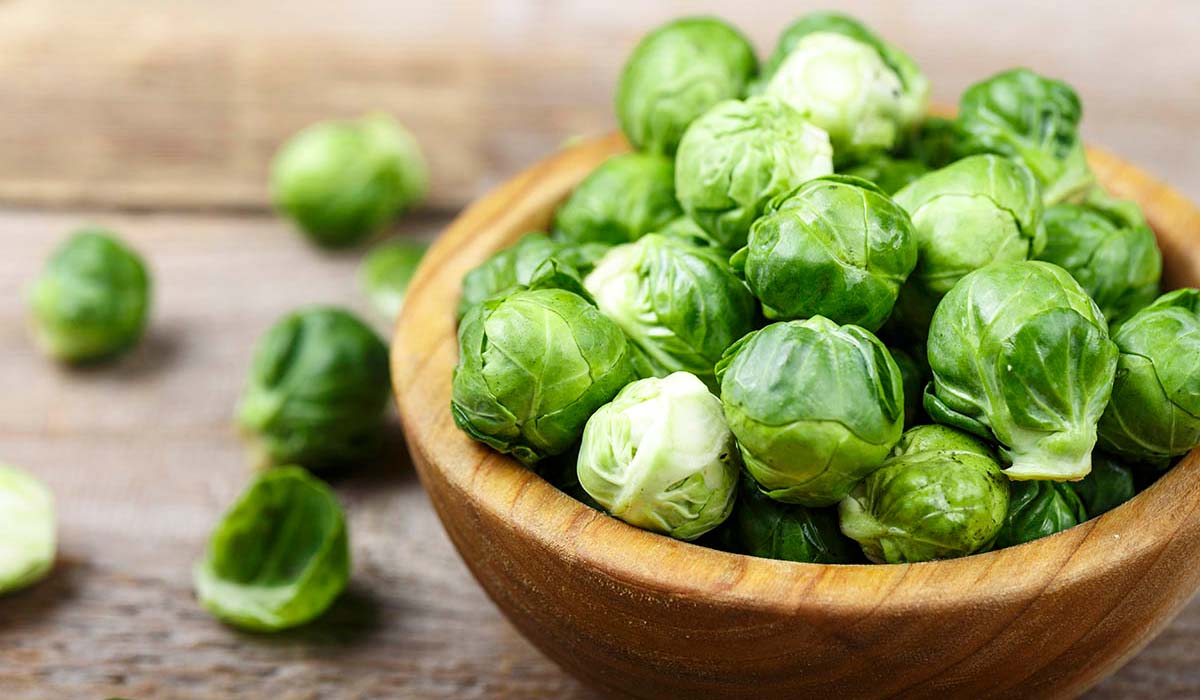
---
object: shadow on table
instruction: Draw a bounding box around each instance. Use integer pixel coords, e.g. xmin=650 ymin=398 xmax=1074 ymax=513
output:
xmin=230 ymin=581 xmax=386 ymax=651
xmin=0 ymin=555 xmax=82 ymax=631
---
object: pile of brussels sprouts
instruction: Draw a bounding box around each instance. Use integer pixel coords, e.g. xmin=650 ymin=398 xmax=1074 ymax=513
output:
xmin=451 ymin=12 xmax=1200 ymax=565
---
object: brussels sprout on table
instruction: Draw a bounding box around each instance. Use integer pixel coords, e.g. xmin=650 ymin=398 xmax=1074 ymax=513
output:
xmin=552 ymin=153 xmax=681 ymax=246
xmin=842 ymin=156 xmax=930 ymax=195
xmin=237 ymin=307 xmax=391 ymax=470
xmin=584 ymin=233 xmax=756 ymax=389
xmin=616 ymin=17 xmax=757 ymax=155
xmin=576 ymin=372 xmax=739 ymax=540
xmin=993 ymin=480 xmax=1087 ymax=549
xmin=28 ymin=229 xmax=151 ymax=363
xmin=452 ymin=287 xmax=637 ymax=466
xmin=732 ymin=175 xmax=917 ymax=330
xmin=1036 ymin=191 xmax=1162 ymax=325
xmin=839 ymin=425 xmax=1009 ymax=564
xmin=957 ymin=68 xmax=1094 ymax=205
xmin=925 ymin=261 xmax=1118 ymax=481
xmin=717 ymin=317 xmax=905 ymax=507
xmin=0 ymin=464 xmax=56 ymax=595
xmin=733 ymin=475 xmax=860 ymax=564
xmin=1070 ymin=454 xmax=1137 ymax=518
xmin=675 ymin=95 xmax=833 ymax=250
xmin=271 ymin=114 xmax=427 ymax=248
xmin=1098 ymin=289 xmax=1200 ymax=464
xmin=193 ymin=467 xmax=349 ymax=632
xmin=360 ymin=238 xmax=427 ymax=320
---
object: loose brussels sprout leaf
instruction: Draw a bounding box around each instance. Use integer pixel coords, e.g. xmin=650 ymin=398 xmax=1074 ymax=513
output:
xmin=1070 ymin=454 xmax=1136 ymax=518
xmin=842 ymin=156 xmax=930 ymax=195
xmin=733 ymin=475 xmax=860 ymax=563
xmin=238 ymin=307 xmax=391 ymax=470
xmin=577 ymin=372 xmax=739 ymax=540
xmin=733 ymin=175 xmax=917 ymax=330
xmin=838 ymin=425 xmax=1009 ymax=564
xmin=900 ymin=116 xmax=963 ymax=169
xmin=0 ymin=464 xmax=56 ymax=595
xmin=585 ymin=234 xmax=757 ymax=390
xmin=957 ymin=68 xmax=1094 ymax=205
xmin=993 ymin=480 xmax=1086 ymax=549
xmin=28 ymin=229 xmax=151 ymax=363
xmin=553 ymin=153 xmax=681 ymax=246
xmin=675 ymin=96 xmax=833 ymax=250
xmin=193 ymin=467 xmax=349 ymax=631
xmin=457 ymin=232 xmax=604 ymax=320
xmin=360 ymin=238 xmax=427 ymax=320
xmin=1098 ymin=289 xmax=1200 ymax=463
xmin=616 ymin=17 xmax=758 ymax=155
xmin=891 ymin=154 xmax=1045 ymax=335
xmin=271 ymin=114 xmax=427 ymax=248
xmin=765 ymin=30 xmax=928 ymax=159
xmin=1036 ymin=190 xmax=1162 ymax=325
xmin=925 ymin=261 xmax=1118 ymax=481
xmin=452 ymin=288 xmax=637 ymax=466
xmin=890 ymin=345 xmax=930 ymax=429
xmin=717 ymin=317 xmax=905 ymax=507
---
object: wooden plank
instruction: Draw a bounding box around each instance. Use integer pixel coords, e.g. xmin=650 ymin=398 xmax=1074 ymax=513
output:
xmin=0 ymin=0 xmax=1197 ymax=212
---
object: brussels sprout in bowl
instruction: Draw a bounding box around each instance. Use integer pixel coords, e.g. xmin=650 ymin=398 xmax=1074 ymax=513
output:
xmin=393 ymin=133 xmax=1200 ymax=700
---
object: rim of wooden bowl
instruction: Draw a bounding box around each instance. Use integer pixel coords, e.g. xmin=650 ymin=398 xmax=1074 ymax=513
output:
xmin=393 ymin=131 xmax=1200 ymax=618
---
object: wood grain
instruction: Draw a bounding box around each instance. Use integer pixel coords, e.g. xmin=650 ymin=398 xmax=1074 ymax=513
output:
xmin=394 ymin=134 xmax=1200 ymax=700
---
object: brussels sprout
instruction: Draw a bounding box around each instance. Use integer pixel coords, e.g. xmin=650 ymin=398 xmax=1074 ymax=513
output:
xmin=657 ymin=215 xmax=720 ymax=247
xmin=193 ymin=467 xmax=349 ymax=631
xmin=0 ymin=465 xmax=56 ymax=595
xmin=993 ymin=480 xmax=1086 ymax=549
xmin=1070 ymin=454 xmax=1136 ymax=518
xmin=28 ymin=229 xmax=151 ymax=363
xmin=452 ymin=288 xmax=637 ymax=466
xmin=890 ymin=345 xmax=930 ymax=429
xmin=901 ymin=116 xmax=962 ymax=169
xmin=1098 ymin=289 xmax=1200 ymax=463
xmin=891 ymin=154 xmax=1044 ymax=334
xmin=553 ymin=153 xmax=681 ymax=246
xmin=838 ymin=424 xmax=1009 ymax=564
xmin=732 ymin=175 xmax=917 ymax=330
xmin=360 ymin=238 xmax=427 ymax=320
xmin=616 ymin=17 xmax=757 ymax=155
xmin=237 ymin=308 xmax=391 ymax=470
xmin=925 ymin=261 xmax=1118 ymax=481
xmin=1036 ymin=191 xmax=1162 ymax=325
xmin=577 ymin=372 xmax=739 ymax=540
xmin=457 ymin=232 xmax=601 ymax=319
xmin=842 ymin=156 xmax=930 ymax=195
xmin=675 ymin=96 xmax=834 ymax=250
xmin=585 ymin=234 xmax=756 ymax=389
xmin=733 ymin=475 xmax=860 ymax=564
xmin=271 ymin=114 xmax=427 ymax=248
xmin=957 ymin=69 xmax=1094 ymax=205
xmin=717 ymin=317 xmax=905 ymax=506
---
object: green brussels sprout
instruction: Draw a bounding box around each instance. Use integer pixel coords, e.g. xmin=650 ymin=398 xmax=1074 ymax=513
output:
xmin=993 ymin=480 xmax=1087 ymax=549
xmin=675 ymin=95 xmax=834 ymax=250
xmin=841 ymin=156 xmax=930 ymax=195
xmin=585 ymin=233 xmax=757 ymax=389
xmin=733 ymin=475 xmax=860 ymax=564
xmin=901 ymin=116 xmax=963 ymax=169
xmin=732 ymin=175 xmax=917 ymax=330
xmin=957 ymin=69 xmax=1094 ymax=205
xmin=891 ymin=154 xmax=1045 ymax=335
xmin=1070 ymin=454 xmax=1136 ymax=518
xmin=360 ymin=238 xmax=427 ymax=320
xmin=193 ymin=467 xmax=349 ymax=631
xmin=925 ymin=261 xmax=1118 ymax=481
xmin=0 ymin=464 xmax=56 ymax=595
xmin=1098 ymin=289 xmax=1200 ymax=463
xmin=657 ymin=215 xmax=720 ymax=247
xmin=838 ymin=424 xmax=1009 ymax=564
xmin=576 ymin=372 xmax=739 ymax=540
xmin=237 ymin=308 xmax=391 ymax=470
xmin=716 ymin=317 xmax=905 ymax=506
xmin=764 ymin=26 xmax=928 ymax=159
xmin=616 ymin=17 xmax=758 ymax=155
xmin=457 ymin=232 xmax=601 ymax=319
xmin=452 ymin=288 xmax=637 ymax=466
xmin=28 ymin=229 xmax=151 ymax=363
xmin=553 ymin=153 xmax=681 ymax=246
xmin=1036 ymin=191 xmax=1162 ymax=325
xmin=890 ymin=345 xmax=930 ymax=429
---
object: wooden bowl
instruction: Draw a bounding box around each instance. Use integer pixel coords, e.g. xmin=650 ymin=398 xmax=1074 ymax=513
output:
xmin=392 ymin=133 xmax=1200 ymax=700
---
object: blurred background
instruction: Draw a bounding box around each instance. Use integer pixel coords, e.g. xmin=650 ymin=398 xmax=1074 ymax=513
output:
xmin=2 ymin=1 xmax=1198 ymax=698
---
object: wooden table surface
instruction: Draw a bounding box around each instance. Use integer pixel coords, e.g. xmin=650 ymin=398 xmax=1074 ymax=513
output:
xmin=1 ymin=1 xmax=1199 ymax=698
